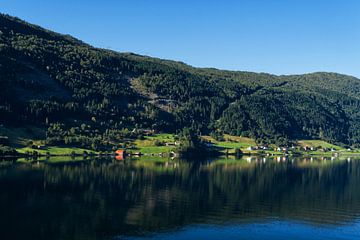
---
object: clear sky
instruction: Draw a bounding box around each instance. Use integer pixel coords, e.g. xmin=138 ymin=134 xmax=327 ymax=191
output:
xmin=1 ymin=0 xmax=359 ymax=77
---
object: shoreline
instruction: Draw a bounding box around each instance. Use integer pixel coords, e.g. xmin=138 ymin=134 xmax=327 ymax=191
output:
xmin=2 ymin=149 xmax=360 ymax=159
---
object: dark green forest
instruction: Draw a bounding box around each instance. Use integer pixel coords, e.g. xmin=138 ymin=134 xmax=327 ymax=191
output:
xmin=1 ymin=13 xmax=360 ymax=150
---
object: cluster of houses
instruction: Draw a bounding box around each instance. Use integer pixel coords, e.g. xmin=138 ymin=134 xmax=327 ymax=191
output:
xmin=301 ymin=146 xmax=341 ymax=152
xmin=246 ymin=146 xmax=269 ymax=151
xmin=302 ymin=146 xmax=338 ymax=152
xmin=246 ymin=145 xmax=339 ymax=152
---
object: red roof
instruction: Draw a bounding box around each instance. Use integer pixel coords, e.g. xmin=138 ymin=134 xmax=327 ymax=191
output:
xmin=116 ymin=149 xmax=125 ymax=154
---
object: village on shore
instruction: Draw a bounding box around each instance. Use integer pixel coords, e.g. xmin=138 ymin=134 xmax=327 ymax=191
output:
xmin=2 ymin=130 xmax=359 ymax=160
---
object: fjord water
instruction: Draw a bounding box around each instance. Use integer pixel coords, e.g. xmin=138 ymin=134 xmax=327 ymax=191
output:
xmin=1 ymin=157 xmax=360 ymax=240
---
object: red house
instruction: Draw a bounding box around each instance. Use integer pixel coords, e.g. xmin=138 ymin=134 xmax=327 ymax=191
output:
xmin=115 ymin=149 xmax=126 ymax=161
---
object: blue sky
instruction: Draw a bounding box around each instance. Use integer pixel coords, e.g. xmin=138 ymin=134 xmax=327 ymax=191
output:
xmin=1 ymin=0 xmax=359 ymax=77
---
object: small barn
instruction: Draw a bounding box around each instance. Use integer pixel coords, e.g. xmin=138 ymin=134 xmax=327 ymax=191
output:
xmin=115 ymin=149 xmax=126 ymax=161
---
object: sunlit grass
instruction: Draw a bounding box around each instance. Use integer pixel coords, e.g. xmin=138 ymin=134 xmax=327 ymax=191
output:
xmin=16 ymin=146 xmax=97 ymax=155
xmin=130 ymin=133 xmax=176 ymax=154
xmin=132 ymin=146 xmax=174 ymax=154
xmin=202 ymin=135 xmax=256 ymax=150
xmin=298 ymin=140 xmax=344 ymax=150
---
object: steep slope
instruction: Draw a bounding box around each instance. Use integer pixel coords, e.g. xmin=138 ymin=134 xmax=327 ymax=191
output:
xmin=1 ymin=13 xmax=360 ymax=148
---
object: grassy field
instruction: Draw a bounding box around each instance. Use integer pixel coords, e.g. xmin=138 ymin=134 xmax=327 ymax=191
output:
xmin=0 ymin=126 xmax=99 ymax=156
xmin=5 ymin=130 xmax=176 ymax=156
xmin=4 ymin=126 xmax=360 ymax=157
xmin=203 ymin=135 xmax=255 ymax=147
xmin=201 ymin=135 xmax=359 ymax=156
xmin=297 ymin=140 xmax=344 ymax=150
xmin=144 ymin=133 xmax=175 ymax=141
xmin=129 ymin=133 xmax=176 ymax=154
xmin=202 ymin=135 xmax=262 ymax=154
xmin=296 ymin=140 xmax=359 ymax=156
xmin=202 ymin=135 xmax=256 ymax=148
xmin=131 ymin=145 xmax=174 ymax=154
xmin=16 ymin=146 xmax=98 ymax=155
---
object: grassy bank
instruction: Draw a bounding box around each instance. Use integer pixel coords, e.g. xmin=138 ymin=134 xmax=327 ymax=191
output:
xmin=201 ymin=136 xmax=360 ymax=157
xmin=128 ymin=133 xmax=177 ymax=155
xmin=16 ymin=146 xmax=98 ymax=156
xmin=3 ymin=129 xmax=360 ymax=158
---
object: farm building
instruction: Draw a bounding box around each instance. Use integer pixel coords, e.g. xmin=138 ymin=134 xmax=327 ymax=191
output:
xmin=115 ymin=149 xmax=126 ymax=161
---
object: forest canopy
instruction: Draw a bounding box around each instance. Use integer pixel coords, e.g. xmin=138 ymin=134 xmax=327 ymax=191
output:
xmin=1 ymin=13 xmax=360 ymax=149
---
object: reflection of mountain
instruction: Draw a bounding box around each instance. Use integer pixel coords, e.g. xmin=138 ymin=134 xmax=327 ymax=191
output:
xmin=0 ymin=158 xmax=360 ymax=239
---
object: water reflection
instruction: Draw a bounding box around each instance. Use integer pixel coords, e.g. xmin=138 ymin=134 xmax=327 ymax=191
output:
xmin=0 ymin=156 xmax=360 ymax=239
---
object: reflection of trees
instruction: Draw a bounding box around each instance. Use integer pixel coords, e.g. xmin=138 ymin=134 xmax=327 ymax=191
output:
xmin=206 ymin=159 xmax=356 ymax=225
xmin=0 ymin=158 xmax=360 ymax=239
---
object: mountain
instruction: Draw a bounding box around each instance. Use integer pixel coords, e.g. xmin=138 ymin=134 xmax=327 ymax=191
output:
xmin=1 ymin=13 xmax=360 ymax=149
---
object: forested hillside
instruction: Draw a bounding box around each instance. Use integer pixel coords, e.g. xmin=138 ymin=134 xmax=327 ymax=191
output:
xmin=1 ymin=13 xmax=360 ymax=149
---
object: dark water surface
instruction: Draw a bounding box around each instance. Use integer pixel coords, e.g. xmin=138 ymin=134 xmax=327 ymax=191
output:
xmin=1 ymin=156 xmax=360 ymax=239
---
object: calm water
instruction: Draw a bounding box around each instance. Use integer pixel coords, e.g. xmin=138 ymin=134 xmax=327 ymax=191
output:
xmin=1 ymin=156 xmax=360 ymax=239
